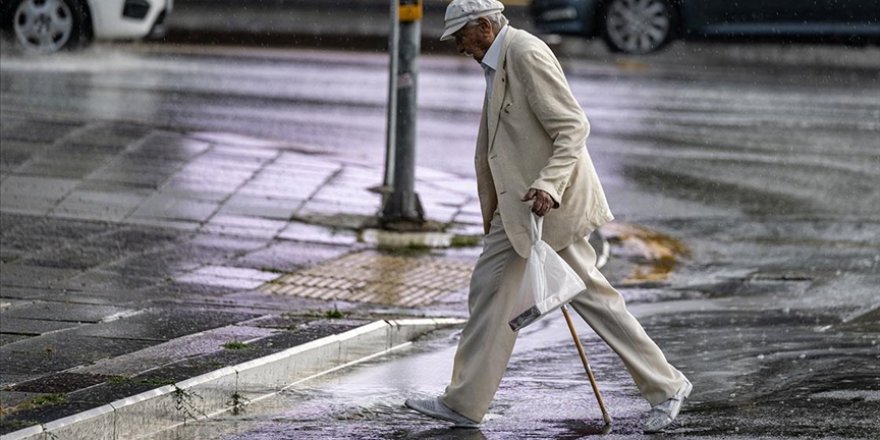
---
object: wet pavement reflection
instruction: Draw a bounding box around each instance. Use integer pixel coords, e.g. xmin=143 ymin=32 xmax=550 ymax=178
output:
xmin=155 ymin=317 xmax=638 ymax=439
xmin=156 ymin=288 xmax=879 ymax=439
xmin=2 ymin=40 xmax=879 ymax=439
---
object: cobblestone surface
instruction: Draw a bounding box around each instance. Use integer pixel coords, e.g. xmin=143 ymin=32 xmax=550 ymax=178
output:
xmin=0 ymin=113 xmax=486 ymax=433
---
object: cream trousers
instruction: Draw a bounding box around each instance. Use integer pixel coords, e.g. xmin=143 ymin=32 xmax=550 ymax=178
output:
xmin=441 ymin=213 xmax=687 ymax=422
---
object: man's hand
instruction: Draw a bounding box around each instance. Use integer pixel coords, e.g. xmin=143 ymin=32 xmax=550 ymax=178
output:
xmin=522 ymin=188 xmax=555 ymax=217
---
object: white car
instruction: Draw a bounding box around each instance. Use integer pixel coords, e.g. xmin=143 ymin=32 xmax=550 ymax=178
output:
xmin=1 ymin=0 xmax=171 ymax=53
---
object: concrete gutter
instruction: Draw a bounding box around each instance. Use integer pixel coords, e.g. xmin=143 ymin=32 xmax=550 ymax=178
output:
xmin=0 ymin=318 xmax=463 ymax=440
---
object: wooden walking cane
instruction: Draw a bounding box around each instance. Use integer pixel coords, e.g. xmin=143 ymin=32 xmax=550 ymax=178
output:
xmin=561 ymin=304 xmax=612 ymax=425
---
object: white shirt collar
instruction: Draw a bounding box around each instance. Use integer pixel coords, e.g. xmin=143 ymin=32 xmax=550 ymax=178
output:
xmin=481 ymin=25 xmax=508 ymax=72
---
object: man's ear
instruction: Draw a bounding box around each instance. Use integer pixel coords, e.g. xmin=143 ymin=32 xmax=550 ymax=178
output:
xmin=478 ymin=17 xmax=493 ymax=37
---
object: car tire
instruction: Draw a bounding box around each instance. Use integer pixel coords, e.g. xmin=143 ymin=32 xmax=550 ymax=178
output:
xmin=601 ymin=0 xmax=675 ymax=55
xmin=10 ymin=0 xmax=91 ymax=53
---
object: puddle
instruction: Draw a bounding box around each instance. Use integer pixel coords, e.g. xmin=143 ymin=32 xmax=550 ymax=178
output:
xmin=602 ymin=223 xmax=689 ymax=285
xmin=147 ymin=315 xmax=643 ymax=440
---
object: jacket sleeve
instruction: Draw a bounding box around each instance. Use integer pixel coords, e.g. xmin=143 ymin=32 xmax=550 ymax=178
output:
xmin=515 ymin=47 xmax=588 ymax=207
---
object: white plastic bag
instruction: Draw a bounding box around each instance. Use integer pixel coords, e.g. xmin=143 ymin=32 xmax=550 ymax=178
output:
xmin=508 ymin=213 xmax=586 ymax=331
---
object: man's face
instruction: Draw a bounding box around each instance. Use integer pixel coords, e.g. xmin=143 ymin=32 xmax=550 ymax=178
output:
xmin=454 ymin=19 xmax=493 ymax=63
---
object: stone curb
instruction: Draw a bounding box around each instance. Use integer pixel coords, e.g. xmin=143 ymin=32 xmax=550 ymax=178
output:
xmin=0 ymin=318 xmax=464 ymax=440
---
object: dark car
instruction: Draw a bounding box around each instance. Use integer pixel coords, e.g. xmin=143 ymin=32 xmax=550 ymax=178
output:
xmin=530 ymin=0 xmax=880 ymax=54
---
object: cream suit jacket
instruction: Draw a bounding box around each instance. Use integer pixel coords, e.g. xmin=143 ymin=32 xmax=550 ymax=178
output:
xmin=475 ymin=27 xmax=614 ymax=258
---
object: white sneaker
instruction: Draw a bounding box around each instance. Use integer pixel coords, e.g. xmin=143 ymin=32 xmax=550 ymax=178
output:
xmin=643 ymin=379 xmax=693 ymax=433
xmin=405 ymin=397 xmax=481 ymax=428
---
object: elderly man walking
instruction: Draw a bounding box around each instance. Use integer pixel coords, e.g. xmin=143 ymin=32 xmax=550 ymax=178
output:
xmin=405 ymin=0 xmax=692 ymax=433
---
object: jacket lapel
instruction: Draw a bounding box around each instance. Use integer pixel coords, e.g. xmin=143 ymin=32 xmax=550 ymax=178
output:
xmin=487 ymin=28 xmax=514 ymax=152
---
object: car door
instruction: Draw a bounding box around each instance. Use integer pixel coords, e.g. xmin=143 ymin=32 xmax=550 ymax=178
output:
xmin=816 ymin=0 xmax=880 ymax=34
xmin=679 ymin=0 xmax=819 ymax=36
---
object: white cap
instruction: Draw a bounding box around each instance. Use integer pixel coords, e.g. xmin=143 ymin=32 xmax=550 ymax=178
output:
xmin=440 ymin=0 xmax=505 ymax=41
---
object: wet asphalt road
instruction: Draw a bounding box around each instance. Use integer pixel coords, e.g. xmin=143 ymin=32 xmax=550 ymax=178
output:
xmin=1 ymin=41 xmax=878 ymax=222
xmin=2 ymin=40 xmax=880 ymax=438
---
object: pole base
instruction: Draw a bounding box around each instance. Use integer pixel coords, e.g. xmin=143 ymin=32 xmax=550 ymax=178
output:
xmin=379 ymin=192 xmax=426 ymax=230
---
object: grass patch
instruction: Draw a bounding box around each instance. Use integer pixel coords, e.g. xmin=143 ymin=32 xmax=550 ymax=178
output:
xmin=323 ymin=308 xmax=345 ymax=319
xmin=106 ymin=375 xmax=131 ymax=384
xmin=377 ymin=242 xmax=433 ymax=256
xmin=450 ymin=234 xmax=481 ymax=247
xmin=28 ymin=394 xmax=66 ymax=407
xmin=311 ymin=305 xmax=348 ymax=320
xmin=13 ymin=394 xmax=67 ymax=412
xmin=136 ymin=377 xmax=176 ymax=387
xmin=223 ymin=341 xmax=249 ymax=350
xmin=0 ymin=419 xmax=39 ymax=431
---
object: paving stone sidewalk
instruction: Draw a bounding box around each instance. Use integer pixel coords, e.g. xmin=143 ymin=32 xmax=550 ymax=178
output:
xmin=0 ymin=111 xmax=486 ymax=434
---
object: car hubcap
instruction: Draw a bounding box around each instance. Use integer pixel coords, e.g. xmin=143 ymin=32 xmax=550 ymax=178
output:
xmin=14 ymin=0 xmax=74 ymax=53
xmin=606 ymin=0 xmax=670 ymax=54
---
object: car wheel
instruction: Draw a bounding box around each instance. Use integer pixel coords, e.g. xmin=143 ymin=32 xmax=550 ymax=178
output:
xmin=601 ymin=0 xmax=675 ymax=55
xmin=12 ymin=0 xmax=90 ymax=53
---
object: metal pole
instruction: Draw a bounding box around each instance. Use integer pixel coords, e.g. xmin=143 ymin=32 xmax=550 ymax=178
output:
xmin=381 ymin=0 xmax=424 ymax=226
xmin=383 ymin=0 xmax=399 ymax=189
